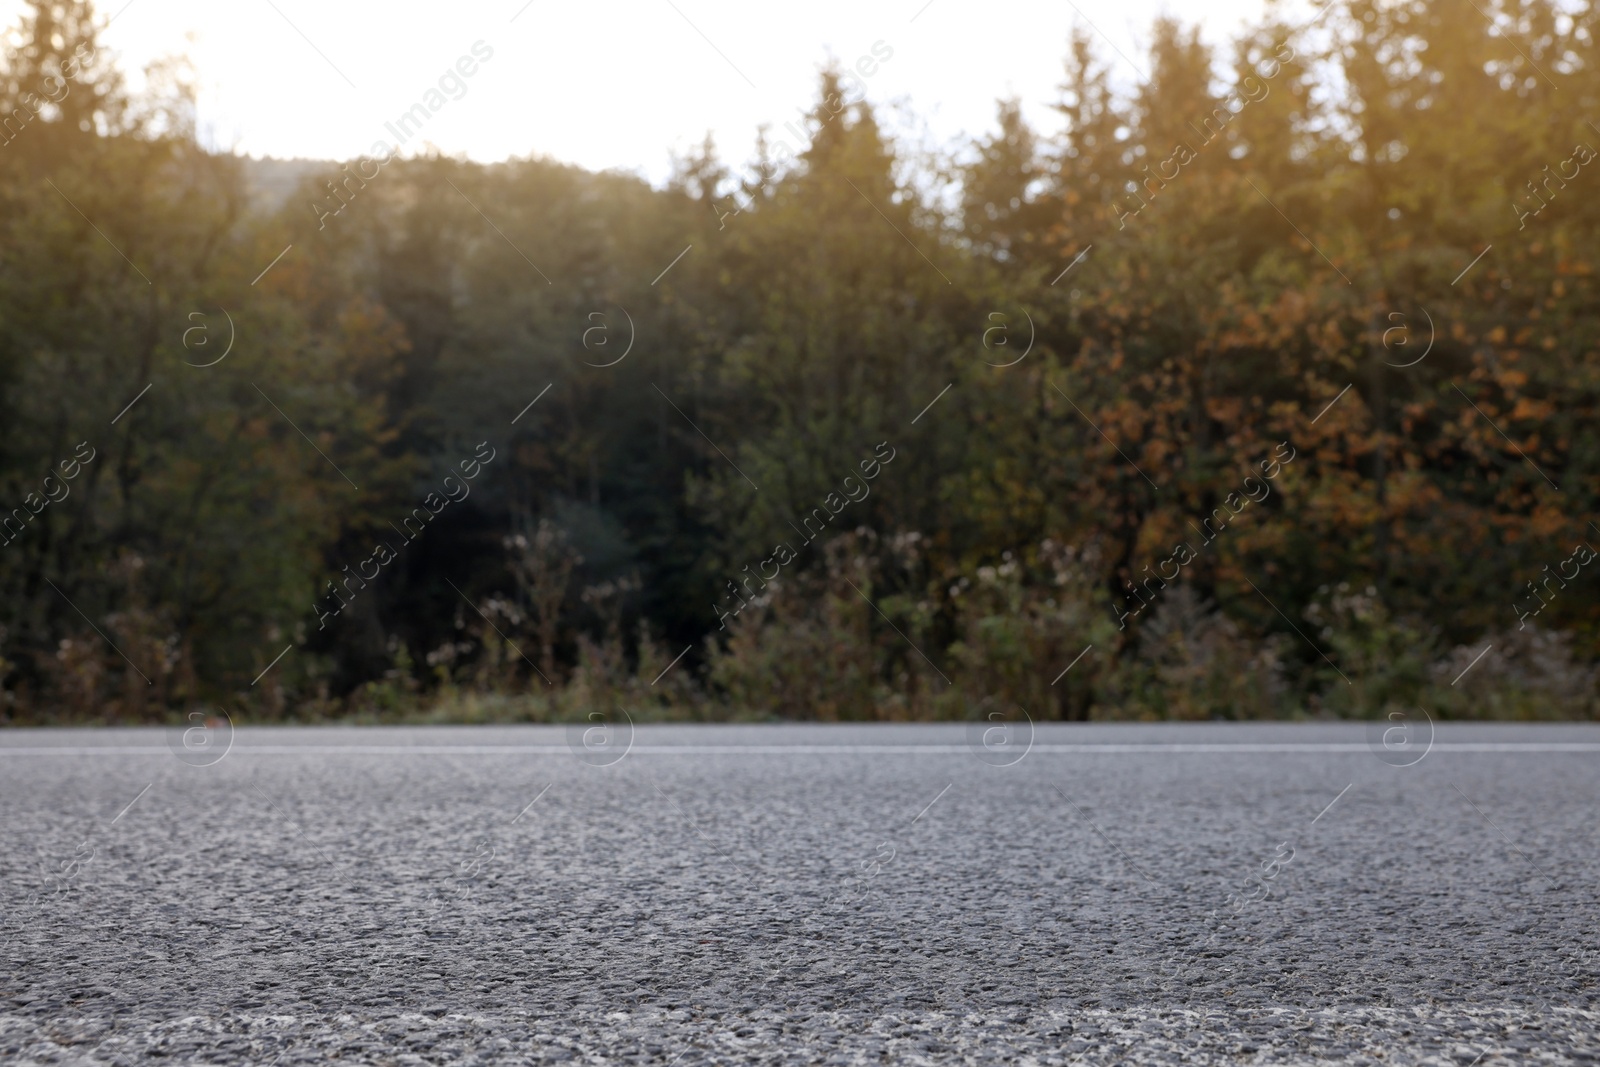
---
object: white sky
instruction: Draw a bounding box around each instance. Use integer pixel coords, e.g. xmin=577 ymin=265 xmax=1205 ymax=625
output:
xmin=2 ymin=0 xmax=1290 ymax=184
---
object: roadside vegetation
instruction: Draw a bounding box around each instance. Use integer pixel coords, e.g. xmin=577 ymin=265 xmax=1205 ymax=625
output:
xmin=3 ymin=0 xmax=1597 ymax=724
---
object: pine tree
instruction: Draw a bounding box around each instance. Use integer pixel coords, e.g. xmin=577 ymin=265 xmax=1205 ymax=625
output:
xmin=0 ymin=0 xmax=124 ymax=147
xmin=962 ymin=98 xmax=1051 ymax=266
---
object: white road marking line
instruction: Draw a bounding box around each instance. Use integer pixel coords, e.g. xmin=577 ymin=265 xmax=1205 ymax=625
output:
xmin=6 ymin=742 xmax=1600 ymax=756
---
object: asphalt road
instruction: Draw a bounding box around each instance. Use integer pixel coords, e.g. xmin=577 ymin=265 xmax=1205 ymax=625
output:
xmin=1 ymin=721 xmax=1597 ymax=1065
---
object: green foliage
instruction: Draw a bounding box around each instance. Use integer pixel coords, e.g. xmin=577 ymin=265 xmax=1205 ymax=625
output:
xmin=1 ymin=0 xmax=1597 ymax=722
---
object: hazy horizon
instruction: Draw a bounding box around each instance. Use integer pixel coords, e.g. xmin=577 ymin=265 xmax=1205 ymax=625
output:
xmin=0 ymin=0 xmax=1288 ymax=183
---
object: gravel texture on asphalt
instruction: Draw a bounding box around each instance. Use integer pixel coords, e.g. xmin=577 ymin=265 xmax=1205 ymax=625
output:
xmin=1 ymin=722 xmax=1596 ymax=1065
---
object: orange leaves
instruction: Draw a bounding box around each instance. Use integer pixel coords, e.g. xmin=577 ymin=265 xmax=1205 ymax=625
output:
xmin=1509 ymin=396 xmax=1550 ymax=423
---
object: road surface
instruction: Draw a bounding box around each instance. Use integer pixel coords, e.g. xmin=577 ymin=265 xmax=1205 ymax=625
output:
xmin=1 ymin=721 xmax=1596 ymax=1064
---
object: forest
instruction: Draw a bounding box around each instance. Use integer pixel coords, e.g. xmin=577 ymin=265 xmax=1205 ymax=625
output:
xmin=1 ymin=0 xmax=1597 ymax=724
